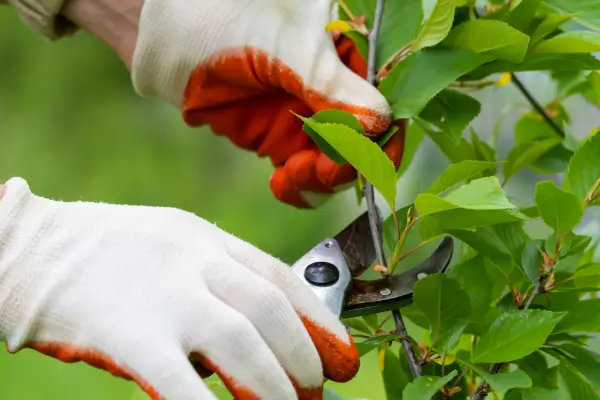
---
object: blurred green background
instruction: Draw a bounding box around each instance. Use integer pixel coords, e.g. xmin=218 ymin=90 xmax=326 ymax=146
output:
xmin=2 ymin=5 xmax=600 ymax=400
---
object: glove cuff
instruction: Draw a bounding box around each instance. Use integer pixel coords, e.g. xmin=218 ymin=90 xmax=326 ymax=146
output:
xmin=4 ymin=0 xmax=78 ymax=40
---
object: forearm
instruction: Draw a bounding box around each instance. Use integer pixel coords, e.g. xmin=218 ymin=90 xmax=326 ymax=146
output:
xmin=61 ymin=0 xmax=141 ymax=69
xmin=4 ymin=0 xmax=142 ymax=69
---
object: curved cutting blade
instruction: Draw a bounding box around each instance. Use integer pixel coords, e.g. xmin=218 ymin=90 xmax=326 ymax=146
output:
xmin=333 ymin=209 xmax=381 ymax=278
xmin=341 ymin=236 xmax=454 ymax=318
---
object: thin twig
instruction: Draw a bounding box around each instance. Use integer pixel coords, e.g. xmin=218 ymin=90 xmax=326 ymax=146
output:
xmin=472 ymin=7 xmax=565 ymax=139
xmin=393 ymin=309 xmax=422 ymax=377
xmin=510 ymin=73 xmax=565 ymax=138
xmin=396 ymin=241 xmax=426 ymax=264
xmin=524 ymin=282 xmax=541 ymax=309
xmin=361 ymin=0 xmax=422 ymax=379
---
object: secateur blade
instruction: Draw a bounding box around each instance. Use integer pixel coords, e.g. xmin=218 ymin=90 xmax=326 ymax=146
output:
xmin=289 ymin=208 xmax=454 ymax=319
xmin=341 ymin=236 xmax=454 ymax=318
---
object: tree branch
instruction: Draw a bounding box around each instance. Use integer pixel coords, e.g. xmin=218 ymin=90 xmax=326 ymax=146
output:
xmin=361 ymin=0 xmax=422 ymax=379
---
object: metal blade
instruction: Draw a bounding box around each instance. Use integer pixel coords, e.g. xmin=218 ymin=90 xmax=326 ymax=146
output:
xmin=341 ymin=236 xmax=454 ymax=318
xmin=333 ymin=209 xmax=381 ymax=278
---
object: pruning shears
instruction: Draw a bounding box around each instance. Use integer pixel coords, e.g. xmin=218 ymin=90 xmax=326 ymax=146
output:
xmin=290 ymin=208 xmax=454 ymax=319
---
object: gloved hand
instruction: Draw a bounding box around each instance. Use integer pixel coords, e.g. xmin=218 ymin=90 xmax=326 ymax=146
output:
xmin=131 ymin=0 xmax=406 ymax=209
xmin=0 ymin=177 xmax=359 ymax=400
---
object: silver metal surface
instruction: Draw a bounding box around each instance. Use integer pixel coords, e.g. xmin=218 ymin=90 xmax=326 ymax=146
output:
xmin=290 ymin=238 xmax=352 ymax=319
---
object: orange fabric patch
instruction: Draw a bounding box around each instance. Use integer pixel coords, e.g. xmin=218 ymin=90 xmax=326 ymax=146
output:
xmin=20 ymin=342 xmax=163 ymax=400
xmin=299 ymin=314 xmax=360 ymax=383
xmin=182 ymin=33 xmax=404 ymax=208
xmin=190 ymin=354 xmax=260 ymax=400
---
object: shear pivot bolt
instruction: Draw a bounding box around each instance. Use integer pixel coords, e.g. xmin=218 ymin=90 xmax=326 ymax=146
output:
xmin=304 ymin=262 xmax=339 ymax=287
xmin=380 ymin=288 xmax=391 ymax=296
xmin=417 ymin=273 xmax=428 ymax=280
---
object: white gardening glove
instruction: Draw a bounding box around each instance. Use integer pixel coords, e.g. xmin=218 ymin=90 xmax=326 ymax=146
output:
xmin=131 ymin=0 xmax=403 ymax=209
xmin=0 ymin=177 xmax=359 ymax=400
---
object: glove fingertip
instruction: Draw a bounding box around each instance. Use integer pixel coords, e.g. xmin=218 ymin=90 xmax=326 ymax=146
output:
xmin=299 ymin=315 xmax=360 ymax=383
xmin=284 ymin=149 xmax=332 ymax=193
xmin=315 ymin=153 xmax=356 ymax=189
xmin=270 ymin=168 xmax=313 ymax=209
xmin=383 ymin=120 xmax=408 ymax=170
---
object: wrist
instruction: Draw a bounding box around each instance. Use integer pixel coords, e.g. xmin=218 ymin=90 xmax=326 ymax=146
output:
xmin=62 ymin=0 xmax=142 ymax=69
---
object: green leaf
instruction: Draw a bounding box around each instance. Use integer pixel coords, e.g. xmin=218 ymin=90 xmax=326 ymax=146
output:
xmin=382 ymin=348 xmax=410 ymax=400
xmin=295 ymin=117 xmax=397 ymax=207
xmin=471 ymin=130 xmax=497 ymax=171
xmin=503 ymin=138 xmax=562 ymax=184
xmin=362 ymin=314 xmax=379 ymax=332
xmin=458 ymin=358 xmax=532 ymax=392
xmin=379 ymin=48 xmax=493 ymax=119
xmin=566 ymin=132 xmax=600 ymax=203
xmin=535 ymin=181 xmax=583 ymax=234
xmin=514 ymin=351 xmax=560 ymax=388
xmin=530 ymin=13 xmax=578 ymax=45
xmin=505 ymin=0 xmax=541 ymax=32
xmin=423 ymin=125 xmax=476 ymax=163
xmin=376 ymin=0 xmax=422 ymax=70
xmin=339 ymin=0 xmax=423 ymax=70
xmin=442 ymin=20 xmax=530 ymax=62
xmin=558 ymin=355 xmax=600 ymax=399
xmin=557 ymin=343 xmax=600 ymax=388
xmin=355 ymin=334 xmax=401 ymax=357
xmin=402 ymin=372 xmax=458 ymax=400
xmin=416 ymin=177 xmax=527 ymax=239
xmin=300 ymin=110 xmax=364 ymax=165
xmin=566 ymin=233 xmax=593 ymax=257
xmin=418 ymin=89 xmax=481 ymax=139
xmin=396 ymin=122 xmax=425 ymax=179
xmin=553 ymin=299 xmax=600 ymax=333
xmin=309 ymin=110 xmax=365 ymax=133
xmin=449 ymin=229 xmax=515 ymax=276
xmin=413 ymin=274 xmax=472 ymax=353
xmin=412 ymin=0 xmax=456 ymax=51
xmin=543 ymin=0 xmax=600 ymax=32
xmin=533 ymin=30 xmax=600 ymax=53
xmin=518 ymin=388 xmax=565 ymax=400
xmin=491 ymin=222 xmax=529 ymax=261
xmin=466 ymin=53 xmax=600 ymax=79
xmin=342 ymin=318 xmax=372 ymax=335
xmin=442 ymin=176 xmax=517 ymax=210
xmin=471 ymin=310 xmax=565 ymax=363
xmin=416 ymin=177 xmax=520 ymax=216
xmin=515 ymin=113 xmax=562 ymax=144
xmin=521 ymin=240 xmax=543 ymax=283
xmin=425 ymin=160 xmax=502 ymax=195
xmin=447 ymin=255 xmax=497 ymax=316
xmin=555 ymin=264 xmax=600 ymax=292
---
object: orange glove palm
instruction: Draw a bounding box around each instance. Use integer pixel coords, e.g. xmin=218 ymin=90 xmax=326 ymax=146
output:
xmin=183 ymin=35 xmax=405 ymax=208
